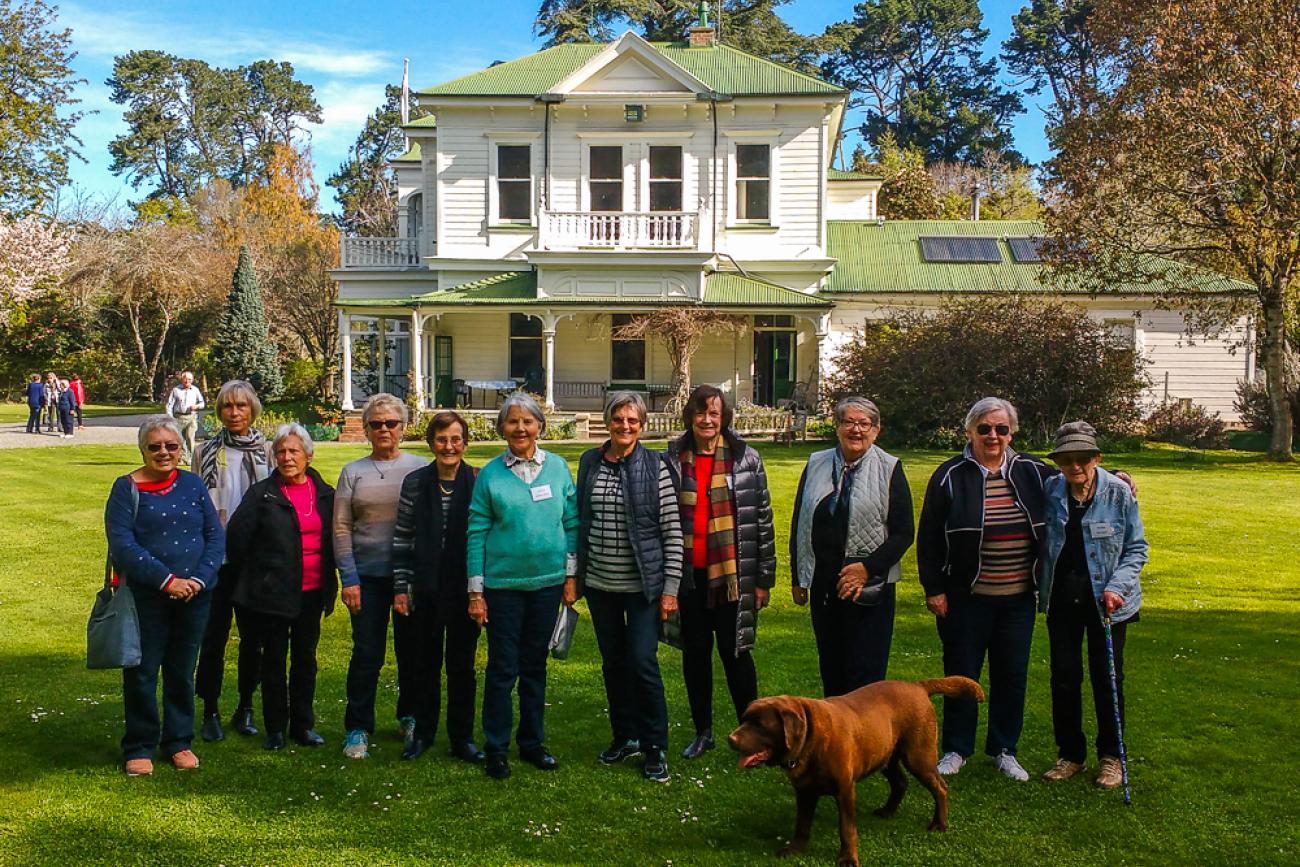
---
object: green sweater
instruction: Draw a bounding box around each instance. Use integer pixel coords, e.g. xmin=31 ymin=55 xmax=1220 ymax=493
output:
xmin=467 ymin=450 xmax=579 ymax=591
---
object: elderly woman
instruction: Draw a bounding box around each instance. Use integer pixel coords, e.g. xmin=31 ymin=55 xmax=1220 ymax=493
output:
xmin=575 ymin=392 xmax=683 ymax=783
xmin=193 ymin=380 xmax=273 ymax=743
xmin=391 ymin=410 xmax=484 ymax=763
xmin=105 ymin=415 xmax=224 ymax=776
xmin=1040 ymin=421 xmax=1147 ymax=788
xmin=790 ymin=397 xmax=914 ymax=696
xmin=467 ymin=392 xmax=578 ymax=780
xmin=334 ymin=393 xmax=428 ymax=760
xmin=225 ymin=424 xmax=338 ymax=751
xmin=917 ymin=397 xmax=1058 ymax=782
xmin=664 ymin=385 xmax=776 ymax=760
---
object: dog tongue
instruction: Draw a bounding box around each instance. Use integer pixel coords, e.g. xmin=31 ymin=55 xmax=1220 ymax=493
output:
xmin=738 ymin=750 xmax=770 ymax=769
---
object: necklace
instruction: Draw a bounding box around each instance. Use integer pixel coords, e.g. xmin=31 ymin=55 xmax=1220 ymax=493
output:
xmin=1071 ymin=475 xmax=1095 ymax=505
xmin=282 ymin=480 xmax=315 ymax=516
xmin=438 ymin=481 xmax=454 ymax=496
xmin=369 ymin=457 xmax=392 ymax=479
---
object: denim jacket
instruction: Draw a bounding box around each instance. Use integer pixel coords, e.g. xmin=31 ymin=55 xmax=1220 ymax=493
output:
xmin=1040 ymin=466 xmax=1147 ymax=622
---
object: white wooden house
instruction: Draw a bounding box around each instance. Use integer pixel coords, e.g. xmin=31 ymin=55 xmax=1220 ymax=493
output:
xmin=332 ymin=26 xmax=1255 ymax=422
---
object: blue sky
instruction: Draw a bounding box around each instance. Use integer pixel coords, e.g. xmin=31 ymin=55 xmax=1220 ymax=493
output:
xmin=60 ymin=0 xmax=1049 ymax=214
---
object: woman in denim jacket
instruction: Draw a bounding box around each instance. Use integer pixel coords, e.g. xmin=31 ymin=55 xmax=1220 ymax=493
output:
xmin=1039 ymin=421 xmax=1148 ymax=790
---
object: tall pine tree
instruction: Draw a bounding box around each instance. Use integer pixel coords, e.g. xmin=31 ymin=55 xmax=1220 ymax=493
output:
xmin=210 ymin=246 xmax=283 ymax=400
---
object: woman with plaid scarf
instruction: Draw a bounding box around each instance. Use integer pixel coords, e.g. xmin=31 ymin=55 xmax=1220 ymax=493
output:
xmin=663 ymin=385 xmax=776 ymax=760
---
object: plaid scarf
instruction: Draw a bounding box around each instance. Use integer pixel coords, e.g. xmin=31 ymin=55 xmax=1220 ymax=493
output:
xmin=679 ymin=440 xmax=738 ymax=605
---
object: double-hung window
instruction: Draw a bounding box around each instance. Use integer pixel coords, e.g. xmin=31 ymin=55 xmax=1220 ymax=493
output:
xmin=649 ymin=146 xmax=683 ymax=212
xmin=735 ymin=143 xmax=771 ymax=221
xmin=589 ymin=146 xmax=624 ymax=212
xmin=497 ymin=145 xmax=531 ymax=222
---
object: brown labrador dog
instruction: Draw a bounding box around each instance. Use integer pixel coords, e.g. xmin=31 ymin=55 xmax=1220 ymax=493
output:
xmin=728 ymin=676 xmax=985 ymax=867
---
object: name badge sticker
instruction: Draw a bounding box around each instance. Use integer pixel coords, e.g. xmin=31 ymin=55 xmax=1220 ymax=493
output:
xmin=1088 ymin=523 xmax=1116 ymax=539
xmin=531 ymin=484 xmax=553 ymax=502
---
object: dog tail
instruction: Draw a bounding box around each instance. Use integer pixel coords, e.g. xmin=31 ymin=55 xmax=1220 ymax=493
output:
xmin=917 ymin=676 xmax=985 ymax=703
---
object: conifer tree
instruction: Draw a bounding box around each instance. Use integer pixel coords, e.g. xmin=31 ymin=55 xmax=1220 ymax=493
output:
xmin=210 ymin=245 xmax=283 ymax=400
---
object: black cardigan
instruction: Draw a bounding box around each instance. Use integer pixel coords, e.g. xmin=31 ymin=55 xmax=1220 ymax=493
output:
xmin=390 ymin=461 xmax=476 ymax=604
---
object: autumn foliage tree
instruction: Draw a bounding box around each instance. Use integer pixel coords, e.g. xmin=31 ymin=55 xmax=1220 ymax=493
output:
xmin=1043 ymin=0 xmax=1300 ymax=459
xmin=612 ymin=307 xmax=744 ymax=413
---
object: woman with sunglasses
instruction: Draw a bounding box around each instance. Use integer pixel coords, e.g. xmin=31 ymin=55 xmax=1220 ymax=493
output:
xmin=334 ymin=393 xmax=427 ymax=760
xmin=105 ymin=415 xmax=224 ymax=776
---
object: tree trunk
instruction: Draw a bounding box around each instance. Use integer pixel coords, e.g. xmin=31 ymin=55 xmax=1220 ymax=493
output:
xmin=125 ymin=301 xmax=152 ymax=400
xmin=1260 ymin=288 xmax=1294 ymax=460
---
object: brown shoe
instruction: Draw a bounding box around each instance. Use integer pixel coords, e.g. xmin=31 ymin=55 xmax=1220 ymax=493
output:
xmin=1042 ymin=758 xmax=1086 ymax=781
xmin=169 ymin=749 xmax=200 ymax=770
xmin=1095 ymin=756 xmax=1123 ymax=789
xmin=124 ymin=758 xmax=153 ymax=777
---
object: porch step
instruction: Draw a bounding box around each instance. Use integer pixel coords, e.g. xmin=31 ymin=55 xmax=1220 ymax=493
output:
xmin=586 ymin=420 xmax=608 ymax=441
xmin=340 ymin=411 xmax=366 ymax=443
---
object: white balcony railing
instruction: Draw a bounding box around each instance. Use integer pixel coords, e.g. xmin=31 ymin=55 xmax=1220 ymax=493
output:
xmin=542 ymin=211 xmax=699 ymax=250
xmin=341 ymin=236 xmax=423 ymax=268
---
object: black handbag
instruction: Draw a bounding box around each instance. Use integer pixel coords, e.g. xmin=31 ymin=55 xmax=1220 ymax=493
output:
xmin=548 ymin=604 xmax=579 ymax=660
xmin=850 ymin=573 xmax=889 ymax=607
xmin=88 ymin=480 xmax=142 ymax=669
xmin=658 ymin=609 xmax=684 ymax=650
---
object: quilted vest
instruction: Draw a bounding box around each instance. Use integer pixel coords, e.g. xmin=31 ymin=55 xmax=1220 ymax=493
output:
xmin=795 ymin=446 xmax=900 ymax=589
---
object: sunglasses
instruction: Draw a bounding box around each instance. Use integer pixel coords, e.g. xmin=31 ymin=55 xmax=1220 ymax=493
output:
xmin=367 ymin=419 xmax=402 ymax=430
xmin=976 ymin=423 xmax=1011 ymax=436
xmin=146 ymin=442 xmax=181 ymax=454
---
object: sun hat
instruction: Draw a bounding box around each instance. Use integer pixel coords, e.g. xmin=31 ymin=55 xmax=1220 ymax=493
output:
xmin=1047 ymin=420 xmax=1101 ymax=458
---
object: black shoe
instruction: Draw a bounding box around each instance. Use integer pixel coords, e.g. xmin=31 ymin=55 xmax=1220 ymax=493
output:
xmin=681 ymin=730 xmax=715 ymax=760
xmin=401 ymin=737 xmax=431 ymax=760
xmin=264 ymin=732 xmax=286 ymax=751
xmin=450 ymin=741 xmax=486 ymax=764
xmin=642 ymin=748 xmax=670 ymax=783
xmin=520 ymin=747 xmax=559 ymax=771
xmin=598 ymin=738 xmax=642 ymax=765
xmin=201 ymin=713 xmax=225 ymax=743
xmin=291 ymin=729 xmax=325 ymax=747
xmin=231 ymin=707 xmax=258 ymax=737
xmin=485 ymin=755 xmax=511 ymax=780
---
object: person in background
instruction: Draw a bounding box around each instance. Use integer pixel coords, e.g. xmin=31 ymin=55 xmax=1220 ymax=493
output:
xmin=391 ymin=410 xmax=484 ymax=763
xmin=192 ymin=380 xmax=272 ymax=743
xmin=1039 ymin=421 xmax=1147 ymax=789
xmin=25 ymin=374 xmax=43 ymax=434
xmin=166 ymin=371 xmax=206 ymax=466
xmin=790 ymin=396 xmax=914 ymax=696
xmin=467 ymin=392 xmax=579 ymax=780
xmin=42 ymin=372 xmax=59 ymax=433
xmin=334 ymin=393 xmax=427 ymax=760
xmin=105 ymin=415 xmax=224 ymax=776
xmin=57 ymin=378 xmax=78 ymax=439
xmin=575 ymin=391 xmax=683 ymax=783
xmin=226 ymin=423 xmax=338 ymax=751
xmin=68 ymin=373 xmax=87 ymax=430
xmin=663 ymin=385 xmax=776 ymax=760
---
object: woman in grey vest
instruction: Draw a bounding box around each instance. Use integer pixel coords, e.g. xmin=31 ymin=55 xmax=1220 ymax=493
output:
xmin=790 ymin=396 xmax=914 ymax=696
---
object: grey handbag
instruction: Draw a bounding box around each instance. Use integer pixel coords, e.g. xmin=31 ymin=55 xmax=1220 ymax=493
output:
xmin=87 ymin=480 xmax=142 ymax=669
xmin=548 ymin=604 xmax=579 ymax=660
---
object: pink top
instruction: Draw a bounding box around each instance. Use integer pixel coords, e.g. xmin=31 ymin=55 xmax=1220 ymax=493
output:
xmin=280 ymin=477 xmax=322 ymax=591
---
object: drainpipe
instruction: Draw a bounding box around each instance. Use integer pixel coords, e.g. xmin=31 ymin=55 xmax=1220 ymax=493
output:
xmin=537 ymin=94 xmax=565 ymax=216
xmin=697 ymin=91 xmax=733 ymax=267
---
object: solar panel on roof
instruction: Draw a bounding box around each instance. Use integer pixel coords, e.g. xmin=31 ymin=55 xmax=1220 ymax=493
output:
xmin=1007 ymin=237 xmax=1045 ymax=263
xmin=918 ymin=236 xmax=1003 ymax=263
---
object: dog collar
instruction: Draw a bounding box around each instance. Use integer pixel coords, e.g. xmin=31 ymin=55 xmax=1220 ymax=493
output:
xmin=783 ymin=759 xmax=800 ymax=769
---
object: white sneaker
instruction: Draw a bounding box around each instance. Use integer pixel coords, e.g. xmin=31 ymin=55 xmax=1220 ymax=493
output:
xmin=993 ymin=750 xmax=1029 ymax=781
xmin=936 ymin=752 xmax=966 ymax=775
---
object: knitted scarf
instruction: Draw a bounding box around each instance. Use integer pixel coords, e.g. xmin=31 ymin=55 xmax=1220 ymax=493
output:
xmin=199 ymin=427 xmax=270 ymax=519
xmin=678 ymin=439 xmax=738 ymax=605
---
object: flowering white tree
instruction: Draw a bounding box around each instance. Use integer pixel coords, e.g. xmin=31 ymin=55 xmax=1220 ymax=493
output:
xmin=0 ymin=214 xmax=72 ymax=314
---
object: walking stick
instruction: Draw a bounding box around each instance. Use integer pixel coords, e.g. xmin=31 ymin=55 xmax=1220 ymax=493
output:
xmin=1102 ymin=615 xmax=1132 ymax=805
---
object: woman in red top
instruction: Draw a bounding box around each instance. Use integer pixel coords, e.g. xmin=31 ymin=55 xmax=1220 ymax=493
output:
xmin=226 ymin=423 xmax=338 ymax=751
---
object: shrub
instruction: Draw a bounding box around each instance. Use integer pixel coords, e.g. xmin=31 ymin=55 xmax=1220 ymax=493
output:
xmin=305 ymin=423 xmax=340 ymax=443
xmin=282 ymin=358 xmax=324 ymax=402
xmin=1143 ymin=401 xmax=1228 ymax=449
xmin=252 ymin=409 xmax=298 ymax=439
xmin=1234 ymin=376 xmax=1299 ymax=440
xmin=824 ymin=295 xmax=1149 ymax=448
xmin=58 ymin=347 xmax=143 ymax=402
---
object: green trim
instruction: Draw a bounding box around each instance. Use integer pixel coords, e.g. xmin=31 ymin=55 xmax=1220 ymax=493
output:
xmin=725 ymin=224 xmax=779 ymax=232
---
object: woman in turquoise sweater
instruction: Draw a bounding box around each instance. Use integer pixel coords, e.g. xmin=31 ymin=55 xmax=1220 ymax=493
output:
xmin=467 ymin=392 xmax=578 ymax=780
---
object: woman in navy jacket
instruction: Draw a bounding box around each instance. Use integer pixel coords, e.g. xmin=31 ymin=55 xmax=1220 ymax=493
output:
xmin=24 ymin=374 xmax=43 ymax=434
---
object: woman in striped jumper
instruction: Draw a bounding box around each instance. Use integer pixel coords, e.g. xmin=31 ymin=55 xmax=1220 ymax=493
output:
xmin=575 ymin=392 xmax=683 ymax=783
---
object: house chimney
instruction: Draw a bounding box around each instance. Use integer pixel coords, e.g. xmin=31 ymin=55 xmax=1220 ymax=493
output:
xmin=971 ymin=181 xmax=982 ymax=221
xmin=689 ymin=1 xmax=718 ymax=47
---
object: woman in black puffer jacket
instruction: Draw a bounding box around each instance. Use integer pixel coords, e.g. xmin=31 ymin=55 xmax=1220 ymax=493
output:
xmin=663 ymin=385 xmax=776 ymax=760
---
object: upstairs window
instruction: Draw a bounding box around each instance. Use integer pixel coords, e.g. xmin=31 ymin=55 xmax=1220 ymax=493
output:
xmin=649 ymin=146 xmax=683 ymax=212
xmin=497 ymin=145 xmax=531 ymax=221
xmin=589 ymin=146 xmax=624 ymax=212
xmin=736 ymin=144 xmax=771 ymax=221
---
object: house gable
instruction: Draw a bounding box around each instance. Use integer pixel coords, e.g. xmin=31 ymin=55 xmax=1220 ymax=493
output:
xmin=553 ymin=32 xmax=707 ymax=96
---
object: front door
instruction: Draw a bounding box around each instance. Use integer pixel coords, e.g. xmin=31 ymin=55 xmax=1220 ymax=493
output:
xmin=434 ymin=335 xmax=453 ymax=407
xmin=753 ymin=328 xmax=796 ymax=407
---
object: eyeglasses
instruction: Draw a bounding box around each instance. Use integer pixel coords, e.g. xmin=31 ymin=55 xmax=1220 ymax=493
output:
xmin=976 ymin=423 xmax=1011 ymax=436
xmin=146 ymin=442 xmax=181 ymax=454
xmin=367 ymin=419 xmax=402 ymax=430
xmin=610 ymin=417 xmax=643 ymax=428
xmin=838 ymin=419 xmax=876 ymax=430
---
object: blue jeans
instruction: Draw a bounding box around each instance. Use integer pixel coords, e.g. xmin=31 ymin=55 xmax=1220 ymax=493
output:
xmin=586 ymin=587 xmax=668 ymax=749
xmin=121 ymin=586 xmax=212 ymax=760
xmin=481 ymin=584 xmax=563 ymax=758
xmin=344 ymin=576 xmax=397 ymax=734
xmin=937 ymin=591 xmax=1035 ymax=758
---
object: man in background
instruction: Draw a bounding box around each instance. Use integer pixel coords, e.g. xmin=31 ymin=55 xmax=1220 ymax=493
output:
xmin=166 ymin=371 xmax=206 ymax=464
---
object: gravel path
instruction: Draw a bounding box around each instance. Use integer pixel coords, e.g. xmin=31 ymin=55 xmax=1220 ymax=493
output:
xmin=0 ymin=413 xmax=156 ymax=449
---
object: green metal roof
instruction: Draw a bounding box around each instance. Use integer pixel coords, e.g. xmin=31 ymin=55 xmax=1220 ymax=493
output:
xmin=828 ymin=168 xmax=883 ymax=181
xmin=391 ymin=141 xmax=421 ymax=163
xmin=704 ymin=272 xmax=831 ymax=307
xmin=418 ymin=42 xmax=843 ymax=97
xmin=402 ymin=115 xmax=438 ymax=129
xmin=824 ymin=220 xmax=1251 ymax=295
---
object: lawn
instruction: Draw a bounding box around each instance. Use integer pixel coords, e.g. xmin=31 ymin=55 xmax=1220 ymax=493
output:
xmin=0 ymin=441 xmax=1296 ymax=866
xmin=0 ymin=402 xmax=154 ymax=423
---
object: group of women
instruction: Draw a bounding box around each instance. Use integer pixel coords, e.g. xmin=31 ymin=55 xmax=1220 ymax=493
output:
xmin=105 ymin=383 xmax=1146 ymax=792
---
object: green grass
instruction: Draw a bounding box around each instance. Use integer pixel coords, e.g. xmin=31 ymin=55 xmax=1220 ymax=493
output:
xmin=0 ymin=402 xmax=155 ymax=422
xmin=0 ymin=442 xmax=1297 ymax=866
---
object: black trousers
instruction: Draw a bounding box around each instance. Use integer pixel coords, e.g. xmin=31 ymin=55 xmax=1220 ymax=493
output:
xmin=679 ymin=569 xmax=758 ymax=733
xmin=392 ymin=580 xmax=482 ymax=745
xmin=254 ymin=589 xmax=325 ymax=736
xmin=809 ymin=579 xmax=896 ymax=697
xmin=1048 ymin=595 xmax=1129 ymax=763
xmin=195 ymin=570 xmax=263 ymax=714
xmin=587 ymin=587 xmax=669 ymax=749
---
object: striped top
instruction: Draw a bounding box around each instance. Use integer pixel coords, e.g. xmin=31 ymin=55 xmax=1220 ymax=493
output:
xmin=973 ymin=472 xmax=1034 ymax=596
xmin=585 ymin=457 xmax=684 ymax=596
